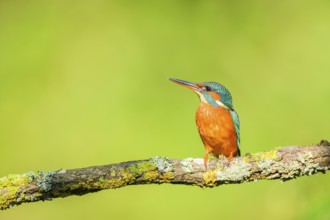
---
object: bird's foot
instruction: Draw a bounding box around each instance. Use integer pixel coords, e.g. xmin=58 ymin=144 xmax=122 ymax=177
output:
xmin=203 ymin=155 xmax=208 ymax=169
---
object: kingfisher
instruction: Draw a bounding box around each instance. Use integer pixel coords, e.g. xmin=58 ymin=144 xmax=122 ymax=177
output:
xmin=169 ymin=78 xmax=240 ymax=168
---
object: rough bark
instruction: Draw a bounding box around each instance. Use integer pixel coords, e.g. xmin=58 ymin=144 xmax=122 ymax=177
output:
xmin=1 ymin=141 xmax=329 ymax=210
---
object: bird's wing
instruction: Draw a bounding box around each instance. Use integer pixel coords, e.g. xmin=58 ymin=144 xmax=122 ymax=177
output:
xmin=230 ymin=110 xmax=241 ymax=156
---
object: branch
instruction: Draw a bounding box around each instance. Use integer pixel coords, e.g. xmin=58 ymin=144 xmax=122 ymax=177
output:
xmin=1 ymin=140 xmax=330 ymax=210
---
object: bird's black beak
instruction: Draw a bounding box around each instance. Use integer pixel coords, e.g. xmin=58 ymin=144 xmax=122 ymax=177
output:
xmin=169 ymin=78 xmax=201 ymax=91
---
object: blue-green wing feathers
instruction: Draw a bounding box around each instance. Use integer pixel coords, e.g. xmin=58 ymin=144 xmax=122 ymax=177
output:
xmin=230 ymin=110 xmax=240 ymax=156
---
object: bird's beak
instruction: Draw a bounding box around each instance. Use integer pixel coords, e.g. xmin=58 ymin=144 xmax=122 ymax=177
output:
xmin=169 ymin=78 xmax=201 ymax=92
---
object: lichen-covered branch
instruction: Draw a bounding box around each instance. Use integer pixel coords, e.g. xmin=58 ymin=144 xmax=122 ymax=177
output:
xmin=1 ymin=141 xmax=330 ymax=210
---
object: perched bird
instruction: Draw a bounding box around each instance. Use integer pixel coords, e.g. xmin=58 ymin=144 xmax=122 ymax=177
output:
xmin=169 ymin=78 xmax=240 ymax=168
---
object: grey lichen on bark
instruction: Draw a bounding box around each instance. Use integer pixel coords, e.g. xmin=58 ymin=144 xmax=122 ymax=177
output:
xmin=0 ymin=140 xmax=329 ymax=211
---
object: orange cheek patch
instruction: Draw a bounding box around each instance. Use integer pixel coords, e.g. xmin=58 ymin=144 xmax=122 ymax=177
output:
xmin=209 ymin=91 xmax=221 ymax=101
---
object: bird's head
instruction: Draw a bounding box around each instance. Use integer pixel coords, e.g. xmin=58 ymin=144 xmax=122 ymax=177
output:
xmin=169 ymin=78 xmax=233 ymax=109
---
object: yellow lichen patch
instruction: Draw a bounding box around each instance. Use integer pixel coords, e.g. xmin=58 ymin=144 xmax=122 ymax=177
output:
xmin=161 ymin=172 xmax=174 ymax=181
xmin=106 ymin=179 xmax=127 ymax=189
xmin=121 ymin=171 xmax=135 ymax=183
xmin=254 ymin=150 xmax=278 ymax=161
xmin=243 ymin=149 xmax=279 ymax=163
xmin=91 ymin=174 xmax=131 ymax=190
xmin=143 ymin=171 xmax=159 ymax=181
xmin=243 ymin=156 xmax=251 ymax=163
xmin=0 ymin=173 xmax=32 ymax=210
xmin=203 ymin=170 xmax=217 ymax=186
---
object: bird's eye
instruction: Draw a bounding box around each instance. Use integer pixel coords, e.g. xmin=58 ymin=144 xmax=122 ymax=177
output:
xmin=205 ymin=86 xmax=211 ymax=91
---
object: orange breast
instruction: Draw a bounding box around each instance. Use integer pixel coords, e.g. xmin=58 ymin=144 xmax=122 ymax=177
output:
xmin=195 ymin=102 xmax=238 ymax=157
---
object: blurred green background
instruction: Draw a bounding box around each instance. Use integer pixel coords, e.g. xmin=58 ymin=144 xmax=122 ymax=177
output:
xmin=1 ymin=0 xmax=330 ymax=219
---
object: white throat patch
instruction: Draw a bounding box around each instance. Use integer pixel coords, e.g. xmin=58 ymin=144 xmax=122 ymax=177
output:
xmin=194 ymin=91 xmax=207 ymax=103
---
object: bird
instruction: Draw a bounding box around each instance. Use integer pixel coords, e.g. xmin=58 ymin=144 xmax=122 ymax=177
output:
xmin=169 ymin=78 xmax=240 ymax=168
